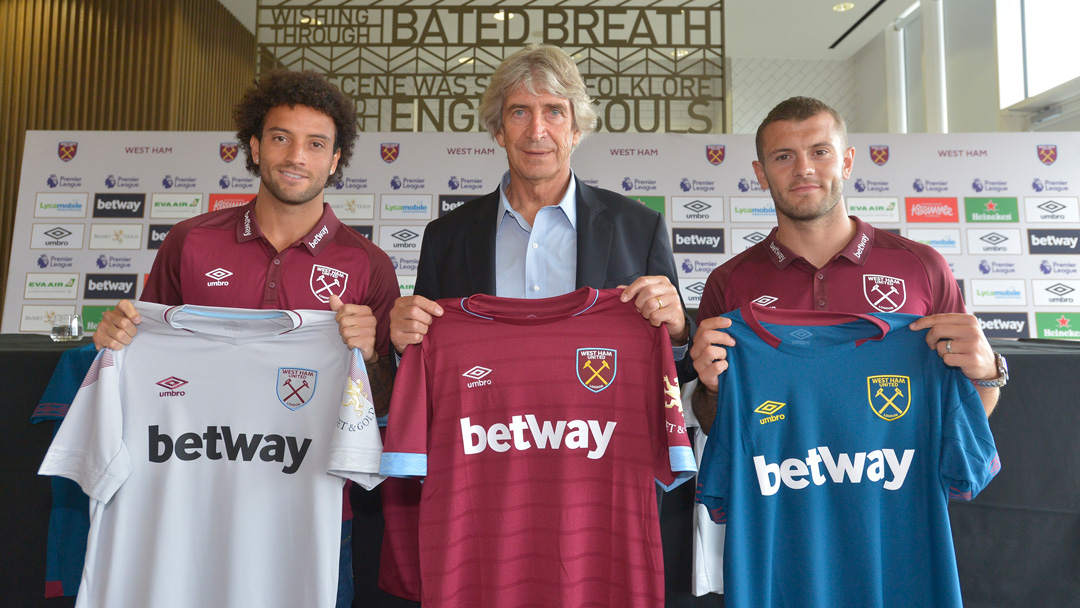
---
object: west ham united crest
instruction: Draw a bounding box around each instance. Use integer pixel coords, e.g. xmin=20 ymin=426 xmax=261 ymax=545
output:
xmin=381 ymin=142 xmax=400 ymax=163
xmin=220 ymin=142 xmax=238 ymax=162
xmin=869 ymin=145 xmax=889 ymax=166
xmin=706 ymin=145 xmax=725 ymax=166
xmin=58 ymin=142 xmax=78 ymax=162
xmin=863 ymin=274 xmax=907 ymax=312
xmin=1038 ymin=144 xmax=1057 ymax=166
xmin=867 ymin=375 xmax=910 ymax=421
xmin=577 ymin=348 xmax=616 ymax=392
xmin=278 ymin=368 xmax=317 ymax=410
xmin=310 ymin=265 xmax=349 ymax=303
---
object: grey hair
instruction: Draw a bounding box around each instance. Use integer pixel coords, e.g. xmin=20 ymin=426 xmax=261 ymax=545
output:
xmin=478 ymin=44 xmax=598 ymax=141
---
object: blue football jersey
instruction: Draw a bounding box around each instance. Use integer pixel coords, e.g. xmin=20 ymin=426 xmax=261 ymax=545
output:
xmin=697 ymin=305 xmax=1000 ymax=608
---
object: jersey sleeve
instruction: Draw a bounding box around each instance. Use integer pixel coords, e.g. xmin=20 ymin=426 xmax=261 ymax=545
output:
xmin=360 ymin=241 xmax=401 ymax=358
xmin=141 ymin=218 xmax=196 ymax=305
xmin=696 ymin=265 xmax=731 ymax=323
xmin=379 ymin=342 xmax=430 ymax=478
xmin=937 ymin=361 xmax=1001 ymax=501
xmin=328 ymin=348 xmax=385 ymax=489
xmin=653 ymin=328 xmax=697 ymax=491
xmin=38 ymin=349 xmax=132 ymax=503
xmin=912 ymin=240 xmax=967 ymax=314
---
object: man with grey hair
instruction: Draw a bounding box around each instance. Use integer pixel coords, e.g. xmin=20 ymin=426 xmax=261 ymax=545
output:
xmin=379 ymin=43 xmax=694 ymax=602
xmin=390 ymin=43 xmax=692 ymax=366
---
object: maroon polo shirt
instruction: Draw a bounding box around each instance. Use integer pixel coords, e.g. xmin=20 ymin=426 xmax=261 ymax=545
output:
xmin=143 ymin=198 xmax=398 ymax=357
xmin=697 ymin=216 xmax=964 ymax=322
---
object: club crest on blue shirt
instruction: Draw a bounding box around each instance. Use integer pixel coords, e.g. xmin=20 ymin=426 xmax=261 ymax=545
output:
xmin=863 ymin=274 xmax=907 ymax=312
xmin=867 ymin=375 xmax=910 ymax=421
xmin=577 ymin=348 xmax=616 ymax=392
xmin=309 ymin=265 xmax=348 ymax=303
xmin=278 ymin=368 xmax=317 ymax=411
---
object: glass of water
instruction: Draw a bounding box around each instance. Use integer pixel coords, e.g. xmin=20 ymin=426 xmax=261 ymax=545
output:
xmin=50 ymin=314 xmax=83 ymax=342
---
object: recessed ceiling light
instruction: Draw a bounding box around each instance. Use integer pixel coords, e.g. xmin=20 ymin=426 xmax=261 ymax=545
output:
xmin=494 ymin=10 xmax=515 ymax=21
xmin=299 ymin=17 xmax=323 ymax=25
xmin=670 ymin=49 xmax=690 ymax=58
xmin=458 ymin=56 xmax=474 ymax=64
xmin=833 ymin=2 xmax=855 ymax=11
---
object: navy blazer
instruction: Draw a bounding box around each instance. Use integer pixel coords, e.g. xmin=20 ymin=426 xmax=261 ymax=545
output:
xmin=414 ymin=177 xmax=697 ymax=381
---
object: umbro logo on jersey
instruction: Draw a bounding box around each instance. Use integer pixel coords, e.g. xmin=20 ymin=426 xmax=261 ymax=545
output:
xmin=752 ymin=295 xmax=778 ymax=306
xmin=461 ymin=415 xmax=617 ymax=459
xmin=754 ymin=400 xmax=786 ymax=425
xmin=156 ymin=376 xmax=188 ymax=397
xmin=462 ymin=366 xmax=492 ymax=388
xmin=754 ymin=447 xmax=915 ymax=496
xmin=206 ymin=268 xmax=232 ymax=287
xmin=868 ymin=375 xmax=911 ymax=421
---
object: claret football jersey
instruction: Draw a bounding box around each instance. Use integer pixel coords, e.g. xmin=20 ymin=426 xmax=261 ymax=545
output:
xmin=39 ymin=302 xmax=384 ymax=608
xmin=697 ymin=305 xmax=1000 ymax=608
xmin=380 ymin=287 xmax=696 ymax=608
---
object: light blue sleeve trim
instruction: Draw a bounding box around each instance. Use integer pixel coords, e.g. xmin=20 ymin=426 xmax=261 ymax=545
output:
xmin=377 ymin=414 xmax=389 ymax=428
xmin=379 ymin=452 xmax=427 ymax=478
xmin=671 ymin=342 xmax=688 ymax=361
xmin=657 ymin=445 xmax=698 ymax=491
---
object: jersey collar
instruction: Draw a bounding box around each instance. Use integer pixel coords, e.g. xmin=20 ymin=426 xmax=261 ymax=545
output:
xmin=234 ymin=199 xmax=342 ymax=256
xmin=765 ymin=216 xmax=875 ymax=270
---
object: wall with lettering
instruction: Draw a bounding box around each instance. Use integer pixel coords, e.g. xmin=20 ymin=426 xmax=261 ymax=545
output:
xmin=6 ymin=130 xmax=1079 ymax=339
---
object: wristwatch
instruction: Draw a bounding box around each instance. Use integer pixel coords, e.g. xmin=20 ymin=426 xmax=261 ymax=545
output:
xmin=972 ymin=352 xmax=1008 ymax=388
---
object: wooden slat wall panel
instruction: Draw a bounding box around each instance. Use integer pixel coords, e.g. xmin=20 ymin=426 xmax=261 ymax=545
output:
xmin=0 ymin=0 xmax=255 ymax=313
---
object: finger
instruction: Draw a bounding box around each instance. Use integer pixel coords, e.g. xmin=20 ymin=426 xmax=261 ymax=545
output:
xmin=329 ymin=294 xmax=344 ymax=312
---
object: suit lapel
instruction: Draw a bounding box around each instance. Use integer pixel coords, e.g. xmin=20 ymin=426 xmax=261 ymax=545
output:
xmin=575 ymin=180 xmax=612 ymax=289
xmin=467 ymin=191 xmax=499 ymax=295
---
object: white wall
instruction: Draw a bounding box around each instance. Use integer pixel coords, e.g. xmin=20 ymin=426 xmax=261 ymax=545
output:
xmin=729 ymin=57 xmax=859 ymax=134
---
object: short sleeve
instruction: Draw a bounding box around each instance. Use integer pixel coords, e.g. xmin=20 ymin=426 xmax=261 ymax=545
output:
xmin=379 ymin=342 xmax=430 ymax=478
xmin=328 ymin=348 xmax=385 ymax=489
xmin=938 ymin=363 xmax=1000 ymax=501
xmin=696 ymin=375 xmax=731 ymax=524
xmin=38 ymin=349 xmax=132 ymax=504
xmin=653 ymin=328 xmax=696 ymax=491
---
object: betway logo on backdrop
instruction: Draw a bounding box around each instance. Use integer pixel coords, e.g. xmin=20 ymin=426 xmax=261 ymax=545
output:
xmin=150 ymin=193 xmax=202 ymax=219
xmin=324 ymin=194 xmax=374 ymax=220
xmin=672 ymin=196 xmax=724 ymax=222
xmin=93 ymin=193 xmax=145 ymax=218
xmin=976 ymin=313 xmax=1029 ymax=338
xmin=89 ymin=224 xmax=143 ymax=250
xmin=147 ymin=224 xmax=173 ymax=250
xmin=84 ymin=273 xmax=137 ymax=299
xmin=1028 ymin=229 xmax=1080 ymax=254
xmin=673 ymin=228 xmax=724 ymax=254
xmin=34 ymin=192 xmax=88 ymax=218
xmin=845 ymin=197 xmax=900 ymax=223
xmin=439 ymin=194 xmax=479 ymax=216
xmin=1024 ymin=197 xmax=1080 ymax=223
xmin=905 ymin=198 xmax=958 ymax=222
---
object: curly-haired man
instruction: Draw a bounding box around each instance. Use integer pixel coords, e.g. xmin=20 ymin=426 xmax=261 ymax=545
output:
xmin=93 ymin=70 xmax=398 ymax=411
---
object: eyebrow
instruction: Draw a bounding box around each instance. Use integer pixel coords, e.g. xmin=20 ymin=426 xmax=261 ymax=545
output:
xmin=265 ymin=126 xmax=332 ymax=141
xmin=768 ymin=141 xmax=836 ymax=156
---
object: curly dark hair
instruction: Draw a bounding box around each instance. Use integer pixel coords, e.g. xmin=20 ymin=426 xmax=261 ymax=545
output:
xmin=234 ymin=70 xmax=357 ymax=186
xmin=755 ymin=96 xmax=848 ymax=163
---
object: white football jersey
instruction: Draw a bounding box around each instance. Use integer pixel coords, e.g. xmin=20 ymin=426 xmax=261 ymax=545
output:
xmin=39 ymin=302 xmax=384 ymax=608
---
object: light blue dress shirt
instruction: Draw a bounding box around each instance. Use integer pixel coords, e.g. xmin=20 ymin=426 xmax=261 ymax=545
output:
xmin=495 ymin=170 xmax=578 ymax=299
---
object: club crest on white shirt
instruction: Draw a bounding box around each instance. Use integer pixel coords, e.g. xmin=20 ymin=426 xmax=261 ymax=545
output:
xmin=278 ymin=368 xmax=317 ymax=410
xmin=309 ymin=265 xmax=348 ymax=303
xmin=862 ymin=274 xmax=907 ymax=312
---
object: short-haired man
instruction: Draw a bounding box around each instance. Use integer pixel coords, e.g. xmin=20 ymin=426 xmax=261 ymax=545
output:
xmin=89 ymin=70 xmax=400 ymax=607
xmin=379 ymin=44 xmax=694 ymax=602
xmin=690 ymin=96 xmax=1005 ymax=433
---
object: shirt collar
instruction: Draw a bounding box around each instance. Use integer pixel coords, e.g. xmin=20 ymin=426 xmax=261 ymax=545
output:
xmin=235 ymin=198 xmax=342 ymax=256
xmin=765 ymin=215 xmax=874 ymax=269
xmin=496 ymin=170 xmax=578 ymax=231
